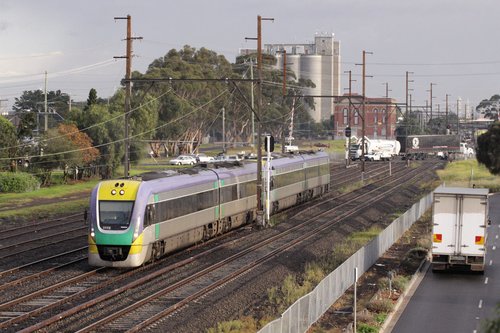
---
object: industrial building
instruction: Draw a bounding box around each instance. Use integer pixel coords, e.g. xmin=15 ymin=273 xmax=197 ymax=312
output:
xmin=264 ymin=33 xmax=341 ymax=123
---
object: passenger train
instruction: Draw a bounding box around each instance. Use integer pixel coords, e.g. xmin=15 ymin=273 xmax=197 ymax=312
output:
xmin=88 ymin=151 xmax=330 ymax=267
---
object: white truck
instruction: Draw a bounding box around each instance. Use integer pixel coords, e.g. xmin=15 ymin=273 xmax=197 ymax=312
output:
xmin=349 ymin=136 xmax=401 ymax=161
xmin=431 ymin=186 xmax=489 ymax=272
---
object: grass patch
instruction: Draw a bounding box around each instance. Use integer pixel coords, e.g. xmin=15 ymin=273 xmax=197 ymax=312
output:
xmin=437 ymin=159 xmax=500 ymax=191
xmin=357 ymin=322 xmax=379 ymax=333
xmin=0 ymin=180 xmax=96 ymax=204
xmin=0 ymin=178 xmax=97 ymax=220
xmin=367 ymin=298 xmax=394 ymax=314
xmin=267 ymin=262 xmax=327 ymax=314
xmin=207 ymin=316 xmax=259 ymax=333
xmin=0 ymin=198 xmax=88 ymax=220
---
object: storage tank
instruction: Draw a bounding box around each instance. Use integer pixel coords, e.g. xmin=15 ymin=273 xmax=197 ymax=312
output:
xmin=300 ymin=55 xmax=323 ymax=122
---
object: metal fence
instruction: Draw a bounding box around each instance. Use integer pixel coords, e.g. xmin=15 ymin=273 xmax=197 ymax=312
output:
xmin=259 ymin=192 xmax=433 ymax=333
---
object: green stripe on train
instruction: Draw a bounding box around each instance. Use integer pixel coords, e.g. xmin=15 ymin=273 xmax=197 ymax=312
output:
xmin=95 ymin=228 xmax=134 ymax=245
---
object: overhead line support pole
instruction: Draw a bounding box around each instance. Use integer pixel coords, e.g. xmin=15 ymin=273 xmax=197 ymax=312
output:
xmin=246 ymin=15 xmax=273 ymax=227
xmin=114 ymin=15 xmax=142 ymax=178
xmin=360 ymin=50 xmax=372 ymax=173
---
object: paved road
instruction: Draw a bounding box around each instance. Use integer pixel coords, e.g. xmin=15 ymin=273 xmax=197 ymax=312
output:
xmin=392 ymin=193 xmax=500 ymax=333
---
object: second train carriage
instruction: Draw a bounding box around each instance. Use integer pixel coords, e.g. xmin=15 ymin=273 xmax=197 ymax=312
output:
xmin=88 ymin=151 xmax=330 ymax=267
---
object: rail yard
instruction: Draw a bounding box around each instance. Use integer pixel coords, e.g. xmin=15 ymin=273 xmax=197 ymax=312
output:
xmin=0 ymin=158 xmax=444 ymax=332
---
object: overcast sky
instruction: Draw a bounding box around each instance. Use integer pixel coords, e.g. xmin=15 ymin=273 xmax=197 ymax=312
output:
xmin=1 ymin=0 xmax=499 ymax=115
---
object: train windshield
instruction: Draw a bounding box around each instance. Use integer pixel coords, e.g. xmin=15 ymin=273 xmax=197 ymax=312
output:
xmin=98 ymin=201 xmax=134 ymax=230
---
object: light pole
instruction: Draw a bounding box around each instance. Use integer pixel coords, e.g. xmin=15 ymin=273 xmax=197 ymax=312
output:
xmin=427 ymin=83 xmax=437 ymax=133
xmin=445 ymin=93 xmax=450 ymax=132
xmin=429 ymin=83 xmax=437 ymax=121
xmin=405 ymin=71 xmax=414 ymax=136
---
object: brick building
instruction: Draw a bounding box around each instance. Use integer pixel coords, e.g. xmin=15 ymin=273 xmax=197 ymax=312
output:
xmin=333 ymin=94 xmax=398 ymax=139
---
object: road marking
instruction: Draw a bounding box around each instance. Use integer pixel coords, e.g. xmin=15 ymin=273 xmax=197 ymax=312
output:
xmin=479 ymin=299 xmax=483 ymax=309
xmin=496 ymin=235 xmax=499 ymax=239
xmin=490 ymin=260 xmax=493 ymax=266
xmin=485 ymin=277 xmax=489 ymax=284
xmin=492 ymin=245 xmax=497 ymax=251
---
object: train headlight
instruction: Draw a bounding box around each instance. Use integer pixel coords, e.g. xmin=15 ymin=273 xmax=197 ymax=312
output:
xmin=111 ymin=189 xmax=117 ymax=195
xmin=90 ymin=227 xmax=95 ymax=238
xmin=119 ymin=189 xmax=125 ymax=195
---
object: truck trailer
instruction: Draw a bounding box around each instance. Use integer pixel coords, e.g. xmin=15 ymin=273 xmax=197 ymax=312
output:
xmin=431 ymin=186 xmax=489 ymax=272
xmin=397 ymin=134 xmax=460 ymax=159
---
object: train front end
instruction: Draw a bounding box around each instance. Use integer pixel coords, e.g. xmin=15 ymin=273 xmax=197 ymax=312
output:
xmin=88 ymin=180 xmax=146 ymax=267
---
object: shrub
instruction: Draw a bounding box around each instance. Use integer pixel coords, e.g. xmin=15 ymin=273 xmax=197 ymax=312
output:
xmin=366 ymin=298 xmax=394 ymax=313
xmin=377 ymin=277 xmax=390 ymax=291
xmin=357 ymin=309 xmax=375 ymax=325
xmin=207 ymin=317 xmax=257 ymax=333
xmin=304 ymin=262 xmax=325 ymax=286
xmin=357 ymin=322 xmax=378 ymax=333
xmin=377 ymin=274 xmax=410 ymax=293
xmin=0 ymin=172 xmax=40 ymax=193
xmin=392 ymin=275 xmax=410 ymax=292
xmin=406 ymin=247 xmax=428 ymax=260
xmin=374 ymin=313 xmax=387 ymax=325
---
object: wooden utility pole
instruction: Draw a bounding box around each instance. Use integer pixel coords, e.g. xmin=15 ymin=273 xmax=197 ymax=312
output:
xmin=282 ymin=49 xmax=287 ymax=96
xmin=361 ymin=50 xmax=372 ymax=173
xmin=346 ymin=70 xmax=353 ymax=128
xmin=246 ymin=15 xmax=273 ymax=226
xmin=114 ymin=15 xmax=142 ymax=178
xmin=44 ymin=71 xmax=48 ymax=132
xmin=249 ymin=58 xmax=255 ymax=147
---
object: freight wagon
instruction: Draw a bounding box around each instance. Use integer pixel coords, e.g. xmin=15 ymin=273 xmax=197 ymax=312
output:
xmin=396 ymin=134 xmax=461 ymax=159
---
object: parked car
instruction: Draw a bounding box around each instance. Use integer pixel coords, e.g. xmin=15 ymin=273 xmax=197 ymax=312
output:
xmin=190 ymin=153 xmax=214 ymax=163
xmin=214 ymin=154 xmax=242 ymax=162
xmin=169 ymin=155 xmax=197 ymax=165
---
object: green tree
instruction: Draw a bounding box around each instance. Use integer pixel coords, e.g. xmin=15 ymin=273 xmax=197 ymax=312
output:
xmin=396 ymin=111 xmax=426 ymax=136
xmin=476 ymin=122 xmax=500 ymax=175
xmin=136 ymin=46 xmax=234 ymax=154
xmin=13 ymin=90 xmax=45 ymax=113
xmin=69 ymin=102 xmax=124 ymax=179
xmin=17 ymin=110 xmax=37 ymax=139
xmin=30 ymin=127 xmax=82 ymax=185
xmin=86 ymin=88 xmax=98 ymax=110
xmin=14 ymin=90 xmax=70 ymax=120
xmin=234 ymin=54 xmax=315 ymax=144
xmin=0 ymin=116 xmax=18 ymax=170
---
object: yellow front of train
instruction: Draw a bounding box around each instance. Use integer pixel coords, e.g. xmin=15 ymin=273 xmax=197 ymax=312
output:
xmin=88 ymin=179 xmax=148 ymax=267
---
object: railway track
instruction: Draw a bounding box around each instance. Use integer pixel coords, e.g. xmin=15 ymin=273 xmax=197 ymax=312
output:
xmin=0 ymin=160 xmax=441 ymax=332
xmin=0 ymin=215 xmax=87 ymax=268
